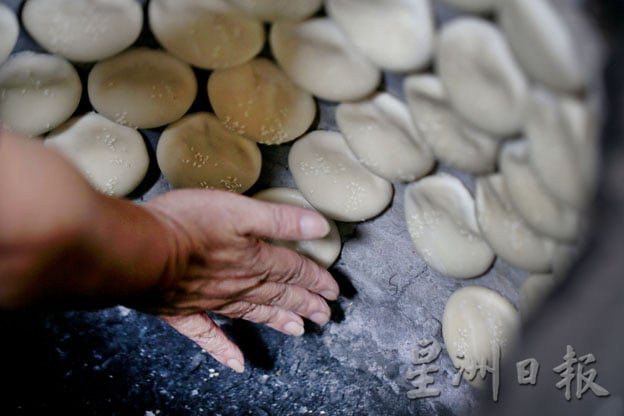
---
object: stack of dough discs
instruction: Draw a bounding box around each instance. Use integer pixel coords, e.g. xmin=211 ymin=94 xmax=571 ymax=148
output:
xmin=442 ymin=286 xmax=520 ymax=385
xmin=500 ymin=140 xmax=580 ymax=242
xmin=0 ymin=3 xmax=18 ymax=64
xmin=224 ymin=0 xmax=323 ymax=22
xmin=335 ymin=92 xmax=435 ymax=182
xmin=269 ymin=18 xmax=381 ymax=102
xmin=253 ymin=188 xmax=342 ymax=268
xmin=499 ymin=0 xmax=585 ymax=92
xmin=288 ymin=130 xmax=393 ymax=222
xmin=88 ymin=48 xmax=197 ymax=129
xmin=436 ymin=17 xmax=528 ymax=137
xmin=404 ymin=174 xmax=495 ymax=279
xmin=208 ymin=58 xmax=316 ymax=145
xmin=148 ymin=0 xmax=265 ymax=70
xmin=404 ymin=74 xmax=499 ymax=174
xmin=325 ymin=0 xmax=435 ymax=72
xmin=0 ymin=52 xmax=82 ymax=137
xmin=475 ymin=174 xmax=555 ymax=273
xmin=21 ymin=0 xmax=143 ymax=63
xmin=156 ymin=112 xmax=262 ymax=193
xmin=45 ymin=112 xmax=150 ymax=197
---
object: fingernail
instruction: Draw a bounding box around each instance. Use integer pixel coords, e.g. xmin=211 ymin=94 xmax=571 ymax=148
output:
xmin=284 ymin=321 xmax=305 ymax=336
xmin=321 ymin=290 xmax=339 ymax=300
xmin=227 ymin=359 xmax=245 ymax=373
xmin=310 ymin=312 xmax=330 ymax=326
xmin=300 ymin=214 xmax=330 ymax=239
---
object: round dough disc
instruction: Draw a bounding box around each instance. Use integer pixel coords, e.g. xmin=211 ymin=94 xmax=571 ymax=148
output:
xmin=88 ymin=48 xmax=197 ymax=129
xmin=270 ymin=18 xmax=381 ymax=102
xmin=288 ymin=130 xmax=393 ymax=222
xmin=436 ymin=17 xmax=528 ymax=137
xmin=404 ymin=74 xmax=499 ymax=174
xmin=326 ymin=0 xmax=435 ymax=72
xmin=0 ymin=3 xmax=19 ymax=65
xmin=518 ymin=273 xmax=559 ymax=321
xmin=253 ymin=188 xmax=342 ymax=268
xmin=45 ymin=112 xmax=150 ymax=197
xmin=0 ymin=52 xmax=82 ymax=137
xmin=335 ymin=92 xmax=434 ymax=182
xmin=156 ymin=112 xmax=262 ymax=193
xmin=442 ymin=286 xmax=520 ymax=386
xmin=21 ymin=0 xmax=143 ymax=62
xmin=404 ymin=174 xmax=495 ymax=279
xmin=208 ymin=58 xmax=316 ymax=145
xmin=476 ymin=174 xmax=556 ymax=273
xmin=224 ymin=0 xmax=323 ymax=22
xmin=148 ymin=0 xmax=265 ymax=70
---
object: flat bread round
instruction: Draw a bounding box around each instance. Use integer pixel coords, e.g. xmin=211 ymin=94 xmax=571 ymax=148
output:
xmin=436 ymin=17 xmax=528 ymax=137
xmin=148 ymin=0 xmax=264 ymax=70
xmin=404 ymin=174 xmax=495 ymax=279
xmin=21 ymin=0 xmax=143 ymax=63
xmin=335 ymin=92 xmax=434 ymax=182
xmin=0 ymin=3 xmax=19 ymax=65
xmin=0 ymin=51 xmax=82 ymax=137
xmin=270 ymin=18 xmax=381 ymax=102
xmin=404 ymin=74 xmax=499 ymax=174
xmin=224 ymin=0 xmax=323 ymax=22
xmin=288 ymin=130 xmax=393 ymax=222
xmin=325 ymin=0 xmax=435 ymax=72
xmin=442 ymin=286 xmax=520 ymax=386
xmin=253 ymin=187 xmax=342 ymax=268
xmin=45 ymin=112 xmax=149 ymax=197
xmin=88 ymin=48 xmax=197 ymax=129
xmin=156 ymin=112 xmax=262 ymax=193
xmin=208 ymin=58 xmax=316 ymax=145
xmin=499 ymin=0 xmax=586 ymax=92
xmin=476 ymin=174 xmax=556 ymax=273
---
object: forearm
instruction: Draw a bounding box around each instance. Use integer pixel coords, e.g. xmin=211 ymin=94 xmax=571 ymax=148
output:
xmin=0 ymin=130 xmax=174 ymax=309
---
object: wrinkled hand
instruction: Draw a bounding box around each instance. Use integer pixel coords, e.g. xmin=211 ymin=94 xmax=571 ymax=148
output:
xmin=141 ymin=189 xmax=340 ymax=373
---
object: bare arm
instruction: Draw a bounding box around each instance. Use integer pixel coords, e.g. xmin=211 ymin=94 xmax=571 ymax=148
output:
xmin=0 ymin=130 xmax=339 ymax=373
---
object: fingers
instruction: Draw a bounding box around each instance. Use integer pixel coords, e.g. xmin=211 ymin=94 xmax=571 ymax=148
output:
xmin=235 ymin=198 xmax=331 ymax=241
xmin=218 ymin=302 xmax=307 ymax=336
xmin=256 ymin=242 xmax=340 ymax=300
xmin=160 ymin=314 xmax=245 ymax=373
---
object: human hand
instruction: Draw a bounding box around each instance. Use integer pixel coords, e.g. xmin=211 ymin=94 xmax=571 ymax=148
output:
xmin=140 ymin=189 xmax=340 ymax=373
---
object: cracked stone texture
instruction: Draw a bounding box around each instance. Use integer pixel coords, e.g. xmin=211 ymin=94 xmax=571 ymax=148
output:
xmin=0 ymin=1 xmax=611 ymax=415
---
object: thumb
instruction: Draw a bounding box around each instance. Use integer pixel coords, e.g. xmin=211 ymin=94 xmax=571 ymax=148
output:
xmin=161 ymin=314 xmax=245 ymax=373
xmin=238 ymin=199 xmax=331 ymax=241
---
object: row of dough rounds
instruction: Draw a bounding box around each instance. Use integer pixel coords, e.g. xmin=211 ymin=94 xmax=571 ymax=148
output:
xmin=0 ymin=0 xmax=600 ymax=384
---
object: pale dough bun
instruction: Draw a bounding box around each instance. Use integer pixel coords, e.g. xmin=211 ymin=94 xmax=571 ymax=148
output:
xmin=442 ymin=286 xmax=520 ymax=386
xmin=325 ymin=0 xmax=435 ymax=72
xmin=476 ymin=174 xmax=556 ymax=273
xmin=224 ymin=0 xmax=322 ymax=21
xmin=148 ymin=0 xmax=264 ymax=70
xmin=499 ymin=0 xmax=586 ymax=92
xmin=270 ymin=18 xmax=381 ymax=102
xmin=0 ymin=52 xmax=82 ymax=137
xmin=88 ymin=48 xmax=197 ymax=129
xmin=156 ymin=112 xmax=262 ymax=193
xmin=253 ymin=188 xmax=342 ymax=268
xmin=439 ymin=0 xmax=495 ymax=14
xmin=208 ymin=58 xmax=316 ymax=145
xmin=526 ymin=87 xmax=598 ymax=208
xmin=404 ymin=74 xmax=499 ymax=174
xmin=21 ymin=0 xmax=143 ymax=63
xmin=404 ymin=174 xmax=495 ymax=279
xmin=45 ymin=112 xmax=149 ymax=197
xmin=335 ymin=92 xmax=434 ymax=182
xmin=436 ymin=17 xmax=528 ymax=137
xmin=518 ymin=273 xmax=559 ymax=321
xmin=499 ymin=140 xmax=580 ymax=242
xmin=288 ymin=130 xmax=393 ymax=222
xmin=0 ymin=3 xmax=18 ymax=64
